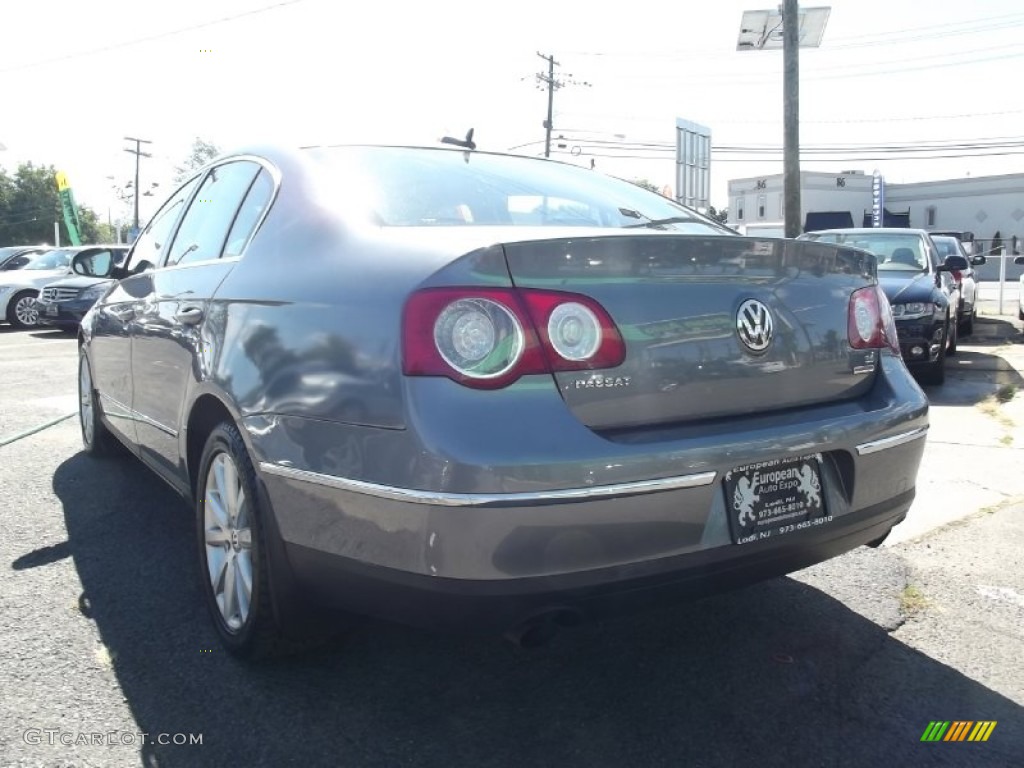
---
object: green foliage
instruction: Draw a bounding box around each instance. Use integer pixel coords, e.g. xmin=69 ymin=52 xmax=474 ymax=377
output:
xmin=174 ymin=137 xmax=221 ymax=183
xmin=991 ymin=230 xmax=1003 ymax=255
xmin=627 ymin=178 xmax=661 ymax=194
xmin=707 ymin=205 xmax=729 ymax=224
xmin=0 ymin=162 xmax=109 ymax=246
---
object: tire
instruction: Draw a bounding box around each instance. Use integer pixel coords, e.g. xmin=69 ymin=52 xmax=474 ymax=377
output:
xmin=960 ymin=308 xmax=974 ymax=336
xmin=6 ymin=290 xmax=39 ymax=329
xmin=78 ymin=349 xmax=119 ymax=456
xmin=918 ymin=317 xmax=948 ymax=385
xmin=196 ymin=422 xmax=288 ymax=659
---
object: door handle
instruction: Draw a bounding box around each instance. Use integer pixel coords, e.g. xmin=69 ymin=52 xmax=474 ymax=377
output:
xmin=174 ymin=306 xmax=204 ymax=325
xmin=106 ymin=304 xmax=136 ymax=321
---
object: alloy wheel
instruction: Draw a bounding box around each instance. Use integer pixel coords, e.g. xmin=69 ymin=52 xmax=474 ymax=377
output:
xmin=79 ymin=356 xmax=94 ymax=446
xmin=14 ymin=295 xmax=38 ymax=326
xmin=203 ymin=452 xmax=254 ymax=632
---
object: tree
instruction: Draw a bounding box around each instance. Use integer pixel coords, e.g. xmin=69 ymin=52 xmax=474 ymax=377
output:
xmin=626 ymin=178 xmax=661 ymax=194
xmin=991 ymin=230 xmax=1003 ymax=255
xmin=174 ymin=137 xmax=221 ymax=183
xmin=0 ymin=162 xmax=108 ymax=245
xmin=707 ymin=205 xmax=729 ymax=225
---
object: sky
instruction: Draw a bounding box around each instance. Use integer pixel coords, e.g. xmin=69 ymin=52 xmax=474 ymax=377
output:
xmin=2 ymin=0 xmax=1023 ymax=226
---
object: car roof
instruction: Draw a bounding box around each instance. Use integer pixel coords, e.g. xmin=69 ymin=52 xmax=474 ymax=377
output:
xmin=193 ymin=143 xmax=613 ymax=180
xmin=805 ymin=228 xmax=930 ymax=236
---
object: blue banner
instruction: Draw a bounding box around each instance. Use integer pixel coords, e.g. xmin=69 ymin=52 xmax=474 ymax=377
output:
xmin=871 ymin=170 xmax=885 ymax=228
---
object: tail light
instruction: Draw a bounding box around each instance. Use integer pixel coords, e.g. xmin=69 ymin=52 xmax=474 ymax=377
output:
xmin=848 ymin=285 xmax=899 ymax=355
xmin=951 ymin=269 xmax=963 ymax=283
xmin=403 ymin=287 xmax=625 ymax=389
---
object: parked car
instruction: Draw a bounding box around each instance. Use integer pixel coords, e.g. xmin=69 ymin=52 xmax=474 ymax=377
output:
xmin=929 ymin=229 xmax=976 ymax=257
xmin=798 ymin=228 xmax=966 ymax=385
xmin=1016 ymin=255 xmax=1024 ymax=321
xmin=33 ymin=246 xmax=129 ymax=332
xmin=0 ymin=248 xmax=77 ymax=328
xmin=930 ymin=234 xmax=986 ymax=334
xmin=75 ymin=145 xmax=929 ymax=658
xmin=0 ymin=245 xmax=52 ymax=271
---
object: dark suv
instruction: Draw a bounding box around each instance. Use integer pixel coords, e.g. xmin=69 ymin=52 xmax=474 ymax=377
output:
xmin=798 ymin=228 xmax=967 ymax=385
xmin=34 ymin=246 xmax=128 ymax=331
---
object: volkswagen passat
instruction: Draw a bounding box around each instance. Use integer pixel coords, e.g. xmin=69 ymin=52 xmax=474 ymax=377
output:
xmin=75 ymin=145 xmax=929 ymax=658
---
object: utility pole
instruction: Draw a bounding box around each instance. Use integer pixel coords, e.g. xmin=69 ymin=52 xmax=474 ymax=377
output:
xmin=123 ymin=136 xmax=152 ymax=231
xmin=534 ymin=53 xmax=590 ymax=159
xmin=782 ymin=0 xmax=801 ymax=238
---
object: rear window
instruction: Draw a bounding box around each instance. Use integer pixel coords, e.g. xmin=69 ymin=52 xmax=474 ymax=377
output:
xmin=808 ymin=233 xmax=927 ymax=271
xmin=308 ymin=146 xmax=729 ymax=234
xmin=932 ymin=237 xmax=965 ymax=259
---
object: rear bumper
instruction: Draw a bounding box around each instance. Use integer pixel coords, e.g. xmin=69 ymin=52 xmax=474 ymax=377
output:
xmin=280 ymin=491 xmax=911 ymax=632
xmin=249 ymin=354 xmax=928 ymax=630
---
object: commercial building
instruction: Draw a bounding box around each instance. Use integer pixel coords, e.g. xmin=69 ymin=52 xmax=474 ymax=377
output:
xmin=726 ymin=171 xmax=1024 ymax=255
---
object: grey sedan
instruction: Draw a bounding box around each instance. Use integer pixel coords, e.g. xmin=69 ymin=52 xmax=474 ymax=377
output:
xmin=74 ymin=145 xmax=929 ymax=658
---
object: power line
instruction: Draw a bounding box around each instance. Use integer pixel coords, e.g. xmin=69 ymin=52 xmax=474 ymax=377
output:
xmin=581 ymin=43 xmax=1024 ymax=86
xmin=555 ymin=107 xmax=1024 ymax=125
xmin=549 ymin=148 xmax=1024 ymax=163
xmin=564 ymin=12 xmax=1024 ymax=60
xmin=0 ymin=0 xmax=308 ymax=74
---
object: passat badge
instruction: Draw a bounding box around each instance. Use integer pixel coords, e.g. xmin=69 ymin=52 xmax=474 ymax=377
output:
xmin=736 ymin=299 xmax=773 ymax=353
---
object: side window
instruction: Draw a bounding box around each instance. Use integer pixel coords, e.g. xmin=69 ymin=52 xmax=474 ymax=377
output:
xmin=165 ymin=161 xmax=261 ymax=267
xmin=223 ymin=170 xmax=274 ymax=258
xmin=128 ymin=177 xmax=201 ymax=273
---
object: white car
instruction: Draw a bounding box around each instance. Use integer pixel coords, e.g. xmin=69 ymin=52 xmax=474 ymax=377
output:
xmin=0 ymin=248 xmax=75 ymax=328
xmin=931 ymin=234 xmax=986 ymax=335
xmin=1016 ymin=256 xmax=1024 ymax=322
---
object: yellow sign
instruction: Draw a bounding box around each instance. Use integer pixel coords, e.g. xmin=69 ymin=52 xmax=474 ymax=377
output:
xmin=55 ymin=171 xmax=71 ymax=192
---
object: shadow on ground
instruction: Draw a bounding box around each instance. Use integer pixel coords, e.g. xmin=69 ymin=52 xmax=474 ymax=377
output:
xmin=923 ymin=316 xmax=1024 ymax=408
xmin=27 ymin=451 xmax=1022 ymax=767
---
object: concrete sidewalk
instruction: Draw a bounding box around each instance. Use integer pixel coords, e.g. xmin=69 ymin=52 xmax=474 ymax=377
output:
xmin=887 ymin=305 xmax=1024 ymax=546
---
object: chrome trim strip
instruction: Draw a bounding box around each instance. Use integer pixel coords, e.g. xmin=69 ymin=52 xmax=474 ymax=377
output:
xmin=98 ymin=394 xmax=178 ymax=438
xmin=98 ymin=393 xmax=131 ymax=414
xmin=258 ymin=462 xmax=717 ymax=507
xmin=136 ymin=410 xmax=178 ymax=438
xmin=856 ymin=426 xmax=929 ymax=456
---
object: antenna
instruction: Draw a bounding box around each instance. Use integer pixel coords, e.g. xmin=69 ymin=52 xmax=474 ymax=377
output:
xmin=440 ymin=128 xmax=476 ymax=151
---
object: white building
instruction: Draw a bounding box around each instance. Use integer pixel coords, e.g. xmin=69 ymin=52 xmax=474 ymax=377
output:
xmin=726 ymin=171 xmax=1024 ymax=252
xmin=884 ymin=174 xmax=1024 ymax=251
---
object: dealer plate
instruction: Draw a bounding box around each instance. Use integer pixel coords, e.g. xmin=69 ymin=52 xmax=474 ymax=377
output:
xmin=724 ymin=453 xmax=830 ymax=545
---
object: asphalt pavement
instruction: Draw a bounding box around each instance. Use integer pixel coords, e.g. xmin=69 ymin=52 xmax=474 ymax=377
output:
xmin=0 ymin=312 xmax=1022 ymax=768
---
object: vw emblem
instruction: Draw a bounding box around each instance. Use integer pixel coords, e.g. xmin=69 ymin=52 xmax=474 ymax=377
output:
xmin=736 ymin=299 xmax=774 ymax=353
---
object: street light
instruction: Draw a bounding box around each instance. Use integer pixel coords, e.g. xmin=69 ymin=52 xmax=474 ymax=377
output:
xmin=737 ymin=4 xmax=830 ymax=238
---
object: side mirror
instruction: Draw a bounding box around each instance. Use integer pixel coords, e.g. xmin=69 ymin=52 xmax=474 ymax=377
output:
xmin=938 ymin=255 xmax=968 ymax=272
xmin=971 ymin=255 xmax=986 ymax=266
xmin=71 ymin=251 xmax=115 ymax=278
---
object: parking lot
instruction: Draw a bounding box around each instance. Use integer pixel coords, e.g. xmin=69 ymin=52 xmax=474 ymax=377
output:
xmin=1 ymin=286 xmax=1022 ymax=767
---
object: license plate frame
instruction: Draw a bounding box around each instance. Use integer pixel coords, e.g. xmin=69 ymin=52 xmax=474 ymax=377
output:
xmin=724 ymin=453 xmax=830 ymax=545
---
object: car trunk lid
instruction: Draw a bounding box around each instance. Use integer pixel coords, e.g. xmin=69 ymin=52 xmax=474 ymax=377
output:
xmin=501 ymin=234 xmax=878 ymax=430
